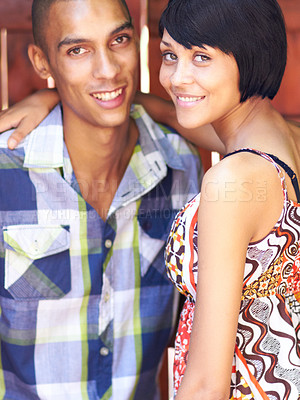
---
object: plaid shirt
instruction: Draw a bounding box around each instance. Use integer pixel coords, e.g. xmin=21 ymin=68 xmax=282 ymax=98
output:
xmin=0 ymin=104 xmax=202 ymax=400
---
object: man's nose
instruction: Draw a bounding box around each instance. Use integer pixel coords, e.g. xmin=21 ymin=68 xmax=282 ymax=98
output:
xmin=92 ymin=50 xmax=121 ymax=80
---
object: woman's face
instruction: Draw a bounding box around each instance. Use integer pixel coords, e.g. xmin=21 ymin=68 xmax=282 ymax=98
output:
xmin=159 ymin=29 xmax=241 ymax=130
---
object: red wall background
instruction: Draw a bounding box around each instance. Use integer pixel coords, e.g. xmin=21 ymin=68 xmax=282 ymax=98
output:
xmin=1 ymin=0 xmax=300 ymax=398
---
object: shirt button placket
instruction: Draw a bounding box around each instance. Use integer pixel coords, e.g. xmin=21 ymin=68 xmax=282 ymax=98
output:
xmin=104 ymin=239 xmax=112 ymax=249
xmin=99 ymin=236 xmax=113 ymax=362
xmin=100 ymin=347 xmax=110 ymax=357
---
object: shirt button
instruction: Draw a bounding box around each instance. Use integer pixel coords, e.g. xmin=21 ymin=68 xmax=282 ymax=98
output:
xmin=105 ymin=239 xmax=112 ymax=249
xmin=104 ymin=293 xmax=110 ymax=302
xmin=100 ymin=347 xmax=109 ymax=357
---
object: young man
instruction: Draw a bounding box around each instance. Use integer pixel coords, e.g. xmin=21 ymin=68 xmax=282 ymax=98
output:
xmin=0 ymin=0 xmax=201 ymax=399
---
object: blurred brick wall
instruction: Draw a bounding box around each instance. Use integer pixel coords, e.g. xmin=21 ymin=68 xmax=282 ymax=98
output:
xmin=1 ymin=0 xmax=299 ymax=120
xmin=1 ymin=1 xmax=299 ymax=399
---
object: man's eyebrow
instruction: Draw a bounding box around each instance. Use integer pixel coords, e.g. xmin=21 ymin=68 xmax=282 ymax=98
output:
xmin=58 ymin=37 xmax=89 ymax=49
xmin=111 ymin=21 xmax=133 ymax=36
xmin=58 ymin=22 xmax=133 ymax=50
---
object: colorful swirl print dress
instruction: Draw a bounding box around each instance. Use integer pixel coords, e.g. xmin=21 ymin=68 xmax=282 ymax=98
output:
xmin=165 ymin=149 xmax=300 ymax=399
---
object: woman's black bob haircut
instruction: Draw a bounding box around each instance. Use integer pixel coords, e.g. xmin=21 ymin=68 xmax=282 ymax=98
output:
xmin=159 ymin=0 xmax=287 ymax=102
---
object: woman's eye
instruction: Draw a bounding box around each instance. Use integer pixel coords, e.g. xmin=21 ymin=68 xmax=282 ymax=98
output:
xmin=194 ymin=54 xmax=210 ymax=62
xmin=68 ymin=47 xmax=87 ymax=56
xmin=162 ymin=52 xmax=177 ymax=62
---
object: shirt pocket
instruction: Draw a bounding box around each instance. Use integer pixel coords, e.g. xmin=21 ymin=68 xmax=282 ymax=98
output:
xmin=3 ymin=224 xmax=71 ymax=300
xmin=138 ymin=225 xmax=165 ymax=278
xmin=138 ymin=209 xmax=178 ymax=279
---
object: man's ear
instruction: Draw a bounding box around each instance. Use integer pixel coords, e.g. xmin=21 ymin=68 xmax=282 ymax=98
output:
xmin=28 ymin=44 xmax=52 ymax=80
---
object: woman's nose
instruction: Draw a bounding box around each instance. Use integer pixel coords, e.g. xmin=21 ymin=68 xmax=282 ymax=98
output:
xmin=170 ymin=61 xmax=194 ymax=87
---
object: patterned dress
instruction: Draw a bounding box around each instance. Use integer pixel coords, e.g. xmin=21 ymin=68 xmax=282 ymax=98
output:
xmin=165 ymin=150 xmax=300 ymax=399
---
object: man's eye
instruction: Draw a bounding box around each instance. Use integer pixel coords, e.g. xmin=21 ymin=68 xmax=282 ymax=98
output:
xmin=68 ymin=47 xmax=86 ymax=56
xmin=112 ymin=35 xmax=130 ymax=45
xmin=162 ymin=52 xmax=177 ymax=62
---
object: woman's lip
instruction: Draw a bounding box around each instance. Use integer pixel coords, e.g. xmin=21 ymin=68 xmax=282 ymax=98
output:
xmin=175 ymin=94 xmax=205 ymax=107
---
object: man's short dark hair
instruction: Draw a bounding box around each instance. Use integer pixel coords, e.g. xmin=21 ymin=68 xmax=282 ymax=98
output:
xmin=159 ymin=0 xmax=287 ymax=102
xmin=32 ymin=0 xmax=132 ymax=53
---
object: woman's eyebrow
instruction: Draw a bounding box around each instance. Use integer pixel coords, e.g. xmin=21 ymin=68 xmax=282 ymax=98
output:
xmin=160 ymin=40 xmax=172 ymax=47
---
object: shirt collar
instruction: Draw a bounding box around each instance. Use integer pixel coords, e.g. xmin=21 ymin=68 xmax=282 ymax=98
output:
xmin=22 ymin=103 xmax=186 ymax=215
xmin=23 ymin=103 xmax=185 ymax=171
xmin=23 ymin=104 xmax=64 ymax=169
xmin=109 ymin=104 xmax=186 ymax=215
xmin=131 ymin=104 xmax=185 ymax=171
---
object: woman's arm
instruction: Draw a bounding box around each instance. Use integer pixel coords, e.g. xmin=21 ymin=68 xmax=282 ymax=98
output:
xmin=135 ymin=91 xmax=226 ymax=154
xmin=0 ymin=88 xmax=59 ymax=149
xmin=174 ymin=154 xmax=284 ymax=399
xmin=1 ymin=89 xmax=225 ymax=152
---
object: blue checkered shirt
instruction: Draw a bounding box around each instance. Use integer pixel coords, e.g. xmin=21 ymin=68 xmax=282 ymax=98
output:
xmin=0 ymin=104 xmax=202 ymax=399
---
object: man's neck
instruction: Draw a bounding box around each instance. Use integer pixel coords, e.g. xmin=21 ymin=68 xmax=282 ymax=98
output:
xmin=63 ymin=116 xmax=139 ymax=220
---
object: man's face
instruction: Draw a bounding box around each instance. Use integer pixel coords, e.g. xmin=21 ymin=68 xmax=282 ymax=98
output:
xmin=42 ymin=0 xmax=139 ymax=130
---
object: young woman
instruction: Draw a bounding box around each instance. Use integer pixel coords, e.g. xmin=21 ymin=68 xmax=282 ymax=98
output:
xmin=158 ymin=0 xmax=300 ymax=399
xmin=0 ymin=1 xmax=300 ymax=398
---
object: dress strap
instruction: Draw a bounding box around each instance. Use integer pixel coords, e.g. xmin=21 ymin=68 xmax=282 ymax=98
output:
xmin=223 ymin=148 xmax=300 ymax=202
xmin=265 ymin=153 xmax=300 ymax=202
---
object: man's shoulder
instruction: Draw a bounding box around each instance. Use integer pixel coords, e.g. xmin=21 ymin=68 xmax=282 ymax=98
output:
xmin=0 ymin=129 xmax=18 ymax=149
xmin=0 ymin=129 xmax=28 ymax=172
xmin=132 ymin=104 xmax=199 ymax=158
xmin=0 ymin=105 xmax=63 ymax=152
xmin=156 ymin=121 xmax=199 ymax=157
xmin=0 ymin=131 xmax=31 ymax=155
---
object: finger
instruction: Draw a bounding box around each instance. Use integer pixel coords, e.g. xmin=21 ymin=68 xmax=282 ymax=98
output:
xmin=0 ymin=110 xmax=17 ymax=132
xmin=7 ymin=134 xmax=19 ymax=150
xmin=7 ymin=118 xmax=35 ymax=149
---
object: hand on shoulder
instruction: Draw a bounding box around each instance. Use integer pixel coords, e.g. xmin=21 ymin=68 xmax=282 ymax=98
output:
xmin=0 ymin=89 xmax=59 ymax=149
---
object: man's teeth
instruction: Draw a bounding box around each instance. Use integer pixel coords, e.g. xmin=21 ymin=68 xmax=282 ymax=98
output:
xmin=93 ymin=88 xmax=122 ymax=101
xmin=178 ymin=96 xmax=203 ymax=102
